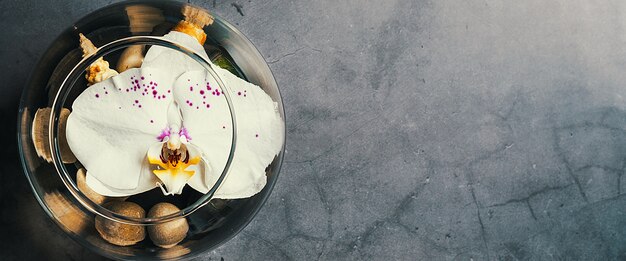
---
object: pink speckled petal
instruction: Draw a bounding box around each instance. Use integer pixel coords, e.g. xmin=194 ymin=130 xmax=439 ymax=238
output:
xmin=66 ymin=68 xmax=176 ymax=193
xmin=172 ymin=68 xmax=284 ymax=199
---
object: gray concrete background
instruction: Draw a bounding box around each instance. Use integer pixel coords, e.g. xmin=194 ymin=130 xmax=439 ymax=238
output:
xmin=1 ymin=0 xmax=625 ymax=260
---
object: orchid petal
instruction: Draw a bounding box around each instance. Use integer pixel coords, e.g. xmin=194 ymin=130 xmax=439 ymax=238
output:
xmin=84 ymin=159 xmax=159 ymax=197
xmin=142 ymin=31 xmax=210 ymax=78
xmin=66 ymin=68 xmax=176 ymax=195
xmin=184 ymin=143 xmax=212 ymax=194
xmin=172 ymin=69 xmax=284 ymax=199
xmin=140 ymin=31 xmax=284 ymax=198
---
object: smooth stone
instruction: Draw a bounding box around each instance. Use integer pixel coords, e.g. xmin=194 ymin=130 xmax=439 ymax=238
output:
xmin=76 ymin=168 xmax=127 ymax=205
xmin=94 ymin=201 xmax=146 ymax=246
xmin=147 ymin=203 xmax=189 ymax=248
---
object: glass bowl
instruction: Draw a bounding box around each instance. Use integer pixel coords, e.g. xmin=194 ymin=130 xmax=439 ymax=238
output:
xmin=17 ymin=1 xmax=284 ymax=260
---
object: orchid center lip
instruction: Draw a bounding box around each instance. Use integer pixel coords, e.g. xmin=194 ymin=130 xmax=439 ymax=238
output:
xmin=160 ymin=144 xmax=190 ymax=167
xmin=148 ymin=142 xmax=201 ymax=196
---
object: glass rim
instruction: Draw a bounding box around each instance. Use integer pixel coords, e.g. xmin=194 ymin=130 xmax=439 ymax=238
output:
xmin=49 ymin=35 xmax=238 ymax=225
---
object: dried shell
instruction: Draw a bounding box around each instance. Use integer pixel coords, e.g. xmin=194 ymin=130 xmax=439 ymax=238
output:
xmin=172 ymin=20 xmax=207 ymax=45
xmin=79 ymin=33 xmax=119 ymax=85
xmin=31 ymin=107 xmax=76 ymax=164
xmin=79 ymin=33 xmax=97 ymax=57
xmin=147 ymin=203 xmax=188 ymax=248
xmin=172 ymin=6 xmax=213 ymax=45
xmin=95 ymin=201 xmax=146 ymax=246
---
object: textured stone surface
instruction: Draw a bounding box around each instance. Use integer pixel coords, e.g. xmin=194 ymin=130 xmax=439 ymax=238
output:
xmin=1 ymin=0 xmax=626 ymax=260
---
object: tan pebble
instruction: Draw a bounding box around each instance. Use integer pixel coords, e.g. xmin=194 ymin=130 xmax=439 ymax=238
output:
xmin=147 ymin=203 xmax=188 ymax=248
xmin=95 ymin=201 xmax=146 ymax=246
xmin=57 ymin=108 xmax=75 ymax=162
xmin=116 ymin=45 xmax=144 ymax=72
xmin=76 ymin=168 xmax=126 ymax=204
xmin=76 ymin=168 xmax=106 ymax=204
xmin=32 ymin=107 xmax=76 ymax=164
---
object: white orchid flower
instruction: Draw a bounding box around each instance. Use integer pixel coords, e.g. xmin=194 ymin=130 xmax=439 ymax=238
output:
xmin=65 ymin=32 xmax=284 ymax=198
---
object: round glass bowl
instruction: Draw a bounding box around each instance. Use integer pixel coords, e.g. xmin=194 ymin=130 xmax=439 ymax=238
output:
xmin=17 ymin=1 xmax=284 ymax=260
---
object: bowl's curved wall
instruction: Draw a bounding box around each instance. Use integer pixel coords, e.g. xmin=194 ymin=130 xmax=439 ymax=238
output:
xmin=17 ymin=1 xmax=284 ymax=260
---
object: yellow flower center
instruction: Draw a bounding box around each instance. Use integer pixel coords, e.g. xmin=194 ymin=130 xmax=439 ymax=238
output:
xmin=147 ymin=144 xmax=201 ymax=195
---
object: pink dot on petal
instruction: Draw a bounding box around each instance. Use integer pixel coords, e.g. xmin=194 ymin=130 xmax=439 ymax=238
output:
xmin=255 ymin=134 xmax=259 ymax=138
xmin=200 ymin=90 xmax=205 ymax=95
xmin=150 ymin=120 xmax=154 ymax=123
xmin=135 ymin=100 xmax=139 ymax=103
xmin=138 ymin=105 xmax=142 ymax=108
xmin=141 ymin=76 xmax=145 ymax=80
xmin=95 ymin=94 xmax=99 ymax=98
xmin=238 ymin=92 xmax=241 ymax=96
xmin=206 ymin=104 xmax=210 ymax=108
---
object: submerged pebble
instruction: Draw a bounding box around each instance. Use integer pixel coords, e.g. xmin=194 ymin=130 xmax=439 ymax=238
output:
xmin=116 ymin=45 xmax=144 ymax=73
xmin=95 ymin=201 xmax=146 ymax=246
xmin=76 ymin=168 xmax=126 ymax=205
xmin=77 ymin=168 xmax=107 ymax=205
xmin=147 ymin=203 xmax=189 ymax=248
